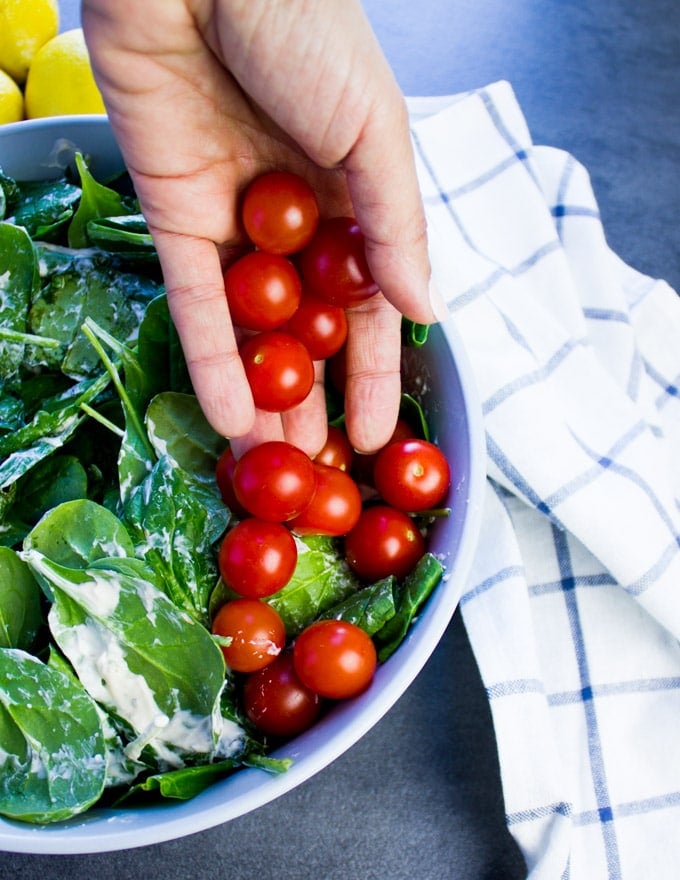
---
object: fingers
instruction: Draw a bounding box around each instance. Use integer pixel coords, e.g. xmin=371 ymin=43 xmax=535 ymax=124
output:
xmin=342 ymin=294 xmax=403 ymax=453
xmin=280 ymin=360 xmax=329 ymax=456
xmin=153 ymin=231 xmax=256 ymax=439
xmin=229 ymin=361 xmax=328 ymax=459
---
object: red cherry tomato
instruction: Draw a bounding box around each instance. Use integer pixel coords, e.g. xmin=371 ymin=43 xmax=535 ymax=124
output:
xmin=241 ymin=171 xmax=319 ymax=255
xmin=289 ymin=463 xmax=362 ymax=537
xmin=242 ymin=652 xmax=322 ymax=737
xmin=314 ymin=425 xmax=353 ymax=472
xmin=224 ymin=251 xmax=301 ymax=331
xmin=240 ymin=331 xmax=315 ymax=412
xmin=352 ymin=418 xmax=417 ymax=487
xmin=373 ymin=438 xmax=451 ymax=512
xmin=215 ymin=446 xmax=248 ymax=517
xmin=218 ymin=518 xmax=298 ymax=598
xmin=212 ymin=598 xmax=286 ymax=673
xmin=299 ymin=217 xmax=379 ymax=308
xmin=344 ymin=505 xmax=426 ymax=581
xmin=293 ymin=619 xmax=377 ymax=700
xmin=232 ymin=440 xmax=316 ymax=522
xmin=282 ymin=290 xmax=348 ymax=360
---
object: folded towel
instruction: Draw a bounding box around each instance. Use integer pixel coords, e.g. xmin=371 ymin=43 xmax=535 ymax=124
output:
xmin=409 ymin=81 xmax=680 ymax=879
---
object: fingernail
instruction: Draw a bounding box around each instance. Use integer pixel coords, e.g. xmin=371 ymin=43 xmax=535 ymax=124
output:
xmin=428 ymin=277 xmax=450 ymax=323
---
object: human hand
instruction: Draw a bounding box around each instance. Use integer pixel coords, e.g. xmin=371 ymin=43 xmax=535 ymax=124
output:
xmin=81 ymin=0 xmax=440 ymax=457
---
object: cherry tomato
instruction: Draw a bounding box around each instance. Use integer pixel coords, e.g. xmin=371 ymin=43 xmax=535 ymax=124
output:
xmin=224 ymin=251 xmax=301 ymax=331
xmin=212 ymin=598 xmax=286 ymax=673
xmin=218 ymin=518 xmax=298 ymax=598
xmin=314 ymin=425 xmax=353 ymax=472
xmin=344 ymin=505 xmax=426 ymax=581
xmin=243 ymin=652 xmax=322 ymax=737
xmin=232 ymin=440 xmax=316 ymax=522
xmin=293 ymin=619 xmax=377 ymax=700
xmin=373 ymin=438 xmax=451 ymax=512
xmin=299 ymin=217 xmax=379 ymax=308
xmin=241 ymin=171 xmax=319 ymax=255
xmin=240 ymin=331 xmax=315 ymax=412
xmin=289 ymin=462 xmax=362 ymax=537
xmin=352 ymin=418 xmax=417 ymax=487
xmin=282 ymin=290 xmax=348 ymax=360
xmin=215 ymin=446 xmax=248 ymax=517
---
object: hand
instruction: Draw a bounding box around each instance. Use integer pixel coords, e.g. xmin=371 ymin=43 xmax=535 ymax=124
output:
xmin=82 ymin=0 xmax=437 ymax=456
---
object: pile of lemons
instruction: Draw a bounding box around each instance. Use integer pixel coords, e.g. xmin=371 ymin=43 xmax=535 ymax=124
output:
xmin=0 ymin=0 xmax=105 ymax=125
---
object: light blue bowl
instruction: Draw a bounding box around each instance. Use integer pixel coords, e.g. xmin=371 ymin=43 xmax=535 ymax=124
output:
xmin=0 ymin=116 xmax=485 ymax=854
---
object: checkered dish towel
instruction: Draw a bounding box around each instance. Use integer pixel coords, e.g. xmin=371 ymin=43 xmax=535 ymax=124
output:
xmin=408 ymin=81 xmax=680 ymax=880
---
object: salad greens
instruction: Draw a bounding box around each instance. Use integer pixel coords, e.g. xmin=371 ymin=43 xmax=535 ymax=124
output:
xmin=0 ymin=153 xmax=444 ymax=824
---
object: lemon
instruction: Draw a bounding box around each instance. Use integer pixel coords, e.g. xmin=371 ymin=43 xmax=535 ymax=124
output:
xmin=0 ymin=67 xmax=23 ymax=123
xmin=25 ymin=28 xmax=106 ymax=119
xmin=0 ymin=0 xmax=59 ymax=84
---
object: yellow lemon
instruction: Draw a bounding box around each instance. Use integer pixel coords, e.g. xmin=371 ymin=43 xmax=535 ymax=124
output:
xmin=0 ymin=0 xmax=59 ymax=84
xmin=25 ymin=28 xmax=106 ymax=119
xmin=0 ymin=67 xmax=23 ymax=123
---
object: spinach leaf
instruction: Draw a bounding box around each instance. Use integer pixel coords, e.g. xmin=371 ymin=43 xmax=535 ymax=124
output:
xmin=13 ymin=454 xmax=88 ymax=526
xmin=146 ymin=391 xmax=227 ymax=485
xmin=0 ymin=221 xmax=36 ymax=387
xmin=402 ymin=318 xmax=430 ymax=347
xmin=28 ymin=261 xmax=160 ymax=379
xmin=0 ymin=370 xmax=110 ymax=491
xmin=68 ymin=152 xmax=128 ymax=249
xmin=0 ymin=171 xmax=20 ymax=219
xmin=10 ymin=179 xmax=81 ymax=240
xmin=0 ymin=547 xmax=42 ymax=650
xmin=119 ymin=759 xmax=242 ymax=803
xmin=47 ymin=647 xmax=143 ymax=789
xmin=137 ymin=294 xmax=191 ymax=396
xmin=123 ymin=454 xmax=228 ymax=625
xmin=0 ymin=647 xmax=106 ymax=823
xmin=86 ymin=214 xmax=158 ymax=262
xmin=267 ymin=535 xmax=360 ymax=636
xmin=375 ymin=553 xmax=444 ymax=661
xmin=22 ymin=548 xmax=232 ymax=768
xmin=319 ymin=577 xmax=397 ymax=636
xmin=23 ymin=498 xmax=135 ymax=570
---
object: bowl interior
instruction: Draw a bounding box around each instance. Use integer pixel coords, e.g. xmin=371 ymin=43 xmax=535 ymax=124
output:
xmin=0 ymin=117 xmax=485 ymax=854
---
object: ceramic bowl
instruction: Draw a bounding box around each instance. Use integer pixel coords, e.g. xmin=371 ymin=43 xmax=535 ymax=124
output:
xmin=0 ymin=115 xmax=485 ymax=854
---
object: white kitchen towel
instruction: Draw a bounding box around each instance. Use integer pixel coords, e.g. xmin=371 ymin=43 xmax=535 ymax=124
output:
xmin=408 ymin=81 xmax=680 ymax=879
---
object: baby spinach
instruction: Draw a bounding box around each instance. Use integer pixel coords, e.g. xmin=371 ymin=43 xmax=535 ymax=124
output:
xmin=123 ymin=454 xmax=228 ymax=625
xmin=9 ymin=179 xmax=81 ymax=240
xmin=68 ymin=152 xmax=128 ymax=249
xmin=264 ymin=535 xmax=360 ymax=636
xmin=146 ymin=391 xmax=227 ymax=485
xmin=0 ymin=547 xmax=42 ymax=650
xmin=22 ymin=546 xmax=231 ymax=769
xmin=375 ymin=553 xmax=444 ymax=661
xmin=0 ymin=647 xmax=107 ymax=823
xmin=23 ymin=498 xmax=136 ymax=570
xmin=0 ymin=222 xmax=36 ymax=388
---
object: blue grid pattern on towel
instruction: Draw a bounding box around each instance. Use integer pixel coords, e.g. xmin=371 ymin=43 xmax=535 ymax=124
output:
xmin=409 ymin=82 xmax=680 ymax=878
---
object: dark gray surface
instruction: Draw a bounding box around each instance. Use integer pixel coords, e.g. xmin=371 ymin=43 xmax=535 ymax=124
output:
xmin=4 ymin=1 xmax=679 ymax=876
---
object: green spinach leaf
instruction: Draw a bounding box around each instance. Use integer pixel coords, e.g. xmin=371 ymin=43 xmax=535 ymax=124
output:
xmin=22 ymin=548 xmax=232 ymax=768
xmin=0 ymin=646 xmax=106 ymax=823
xmin=123 ymin=454 xmax=228 ymax=625
xmin=0 ymin=547 xmax=42 ymax=650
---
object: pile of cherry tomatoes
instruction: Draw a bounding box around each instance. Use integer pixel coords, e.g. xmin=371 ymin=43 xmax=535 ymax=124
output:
xmin=210 ymin=171 xmax=451 ymax=739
